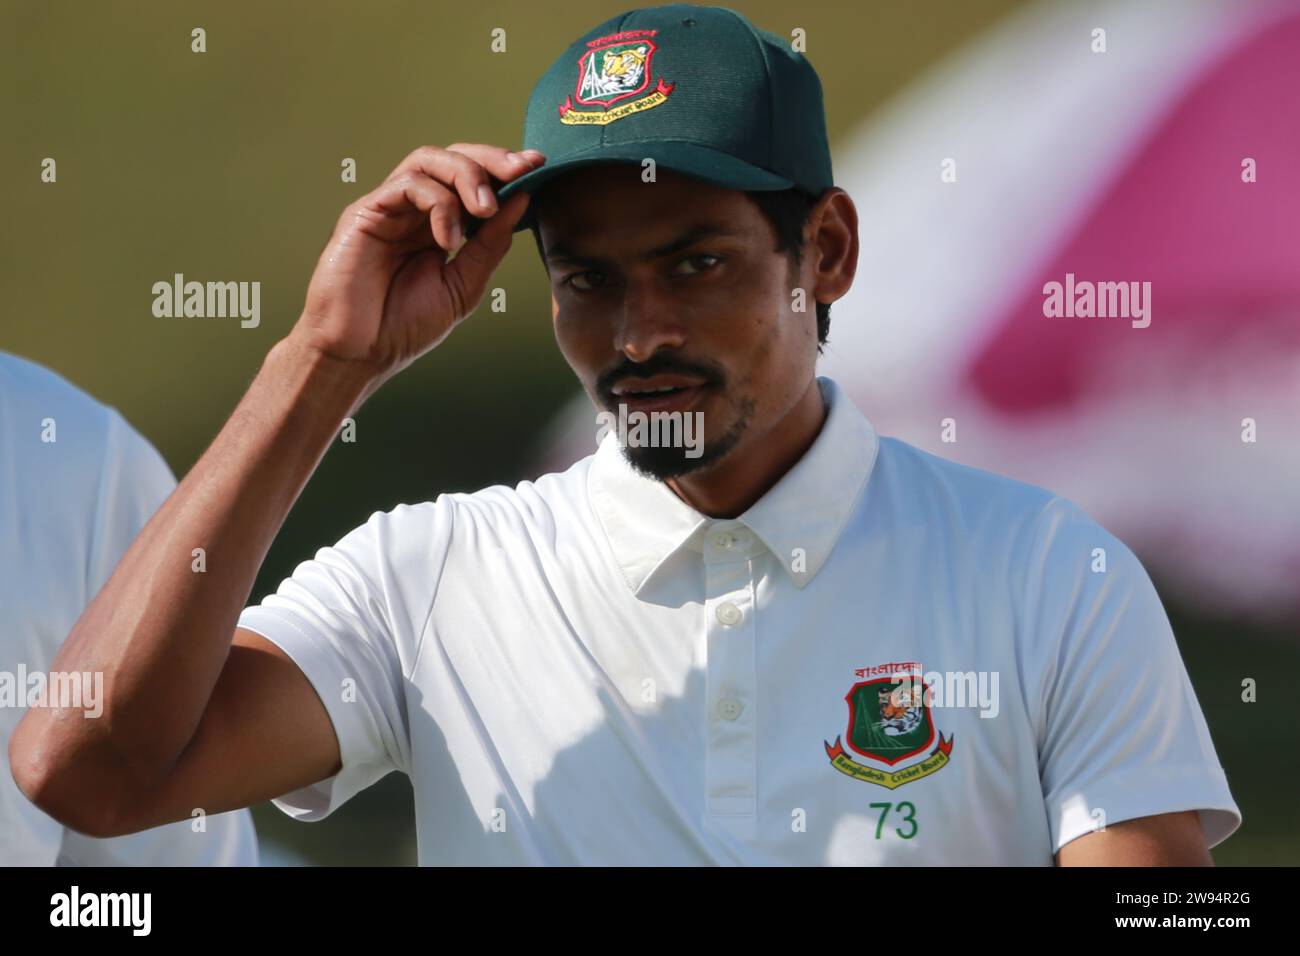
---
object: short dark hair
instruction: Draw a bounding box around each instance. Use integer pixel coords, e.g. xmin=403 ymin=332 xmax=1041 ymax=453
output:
xmin=745 ymin=188 xmax=830 ymax=349
xmin=529 ymin=185 xmax=831 ymax=349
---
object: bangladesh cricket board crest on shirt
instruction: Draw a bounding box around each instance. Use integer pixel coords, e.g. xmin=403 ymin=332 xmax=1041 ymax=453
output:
xmin=824 ymin=662 xmax=954 ymax=789
xmin=558 ymin=29 xmax=675 ymax=125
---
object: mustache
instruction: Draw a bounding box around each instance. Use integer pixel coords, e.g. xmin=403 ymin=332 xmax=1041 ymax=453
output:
xmin=596 ymin=354 xmax=727 ymax=400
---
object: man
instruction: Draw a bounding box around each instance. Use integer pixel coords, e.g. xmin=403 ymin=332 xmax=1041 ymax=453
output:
xmin=11 ymin=4 xmax=1238 ymax=865
xmin=0 ymin=352 xmax=257 ymax=865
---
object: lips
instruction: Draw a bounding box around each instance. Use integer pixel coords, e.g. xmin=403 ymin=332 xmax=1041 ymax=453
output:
xmin=608 ymin=375 xmax=712 ymax=415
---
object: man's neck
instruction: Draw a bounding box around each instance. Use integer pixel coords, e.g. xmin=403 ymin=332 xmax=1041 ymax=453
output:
xmin=666 ymin=378 xmax=827 ymax=518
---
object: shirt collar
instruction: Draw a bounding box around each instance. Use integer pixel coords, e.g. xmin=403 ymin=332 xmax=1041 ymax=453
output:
xmin=587 ymin=376 xmax=880 ymax=596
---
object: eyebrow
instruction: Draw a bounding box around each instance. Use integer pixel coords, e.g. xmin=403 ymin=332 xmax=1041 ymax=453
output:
xmin=544 ymin=223 xmax=743 ymax=267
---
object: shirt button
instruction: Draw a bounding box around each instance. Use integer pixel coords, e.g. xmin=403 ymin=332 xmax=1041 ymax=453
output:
xmin=715 ymin=602 xmax=743 ymax=626
xmin=713 ymin=532 xmax=735 ymax=550
xmin=717 ymin=698 xmax=744 ymax=721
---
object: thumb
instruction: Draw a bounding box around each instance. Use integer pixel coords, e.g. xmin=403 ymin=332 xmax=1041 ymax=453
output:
xmin=445 ymin=191 xmax=531 ymax=313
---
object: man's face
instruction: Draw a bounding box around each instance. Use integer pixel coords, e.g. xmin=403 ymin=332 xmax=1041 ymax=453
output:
xmin=534 ymin=164 xmax=820 ymax=480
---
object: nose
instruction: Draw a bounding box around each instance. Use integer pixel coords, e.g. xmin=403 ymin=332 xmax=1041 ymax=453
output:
xmin=613 ymin=279 xmax=686 ymax=363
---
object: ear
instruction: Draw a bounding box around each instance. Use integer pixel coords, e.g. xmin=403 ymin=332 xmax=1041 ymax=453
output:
xmin=806 ymin=188 xmax=859 ymax=308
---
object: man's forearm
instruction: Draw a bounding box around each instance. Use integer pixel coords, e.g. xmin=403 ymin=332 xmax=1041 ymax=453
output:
xmin=10 ymin=332 xmax=373 ymax=809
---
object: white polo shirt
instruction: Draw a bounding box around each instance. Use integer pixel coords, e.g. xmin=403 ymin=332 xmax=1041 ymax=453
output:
xmin=0 ymin=352 xmax=259 ymax=866
xmin=239 ymin=376 xmax=1239 ymax=865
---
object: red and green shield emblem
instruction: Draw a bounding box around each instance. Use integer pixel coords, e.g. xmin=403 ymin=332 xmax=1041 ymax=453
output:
xmin=824 ymin=669 xmax=954 ymax=790
xmin=844 ymin=676 xmax=935 ymax=765
xmin=558 ymin=29 xmax=675 ymax=125
xmin=575 ymin=35 xmax=658 ymax=108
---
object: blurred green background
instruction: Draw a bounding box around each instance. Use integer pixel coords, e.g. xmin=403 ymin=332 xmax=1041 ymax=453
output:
xmin=3 ymin=0 xmax=1293 ymax=865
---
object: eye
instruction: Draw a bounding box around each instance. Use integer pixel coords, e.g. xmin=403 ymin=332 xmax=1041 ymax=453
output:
xmin=563 ymin=271 xmax=606 ymax=292
xmin=673 ymin=253 xmax=722 ymax=276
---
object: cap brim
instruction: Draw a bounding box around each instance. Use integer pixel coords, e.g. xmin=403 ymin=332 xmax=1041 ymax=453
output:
xmin=493 ymin=141 xmax=794 ymax=233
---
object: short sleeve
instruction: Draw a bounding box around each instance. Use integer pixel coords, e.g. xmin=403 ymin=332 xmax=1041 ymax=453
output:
xmin=236 ymin=499 xmax=456 ymax=821
xmin=1022 ymin=497 xmax=1241 ymax=853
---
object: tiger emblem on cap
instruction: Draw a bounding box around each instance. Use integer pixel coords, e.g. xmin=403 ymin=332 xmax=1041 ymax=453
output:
xmin=560 ymin=29 xmax=674 ymax=124
xmin=584 ymin=45 xmax=648 ymax=99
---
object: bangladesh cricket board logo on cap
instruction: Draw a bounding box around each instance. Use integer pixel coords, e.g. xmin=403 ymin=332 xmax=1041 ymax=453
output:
xmin=823 ymin=662 xmax=955 ymax=789
xmin=558 ymin=29 xmax=675 ymax=126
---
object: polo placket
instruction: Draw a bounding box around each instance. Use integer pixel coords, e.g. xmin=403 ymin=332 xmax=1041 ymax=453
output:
xmin=701 ymin=519 xmax=761 ymax=838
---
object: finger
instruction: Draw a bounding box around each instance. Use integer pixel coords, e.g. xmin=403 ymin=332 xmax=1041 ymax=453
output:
xmin=382 ymin=146 xmax=501 ymax=220
xmin=445 ymin=143 xmax=545 ymax=187
xmin=444 ymin=191 xmax=531 ymax=317
xmin=367 ymin=174 xmax=463 ymax=252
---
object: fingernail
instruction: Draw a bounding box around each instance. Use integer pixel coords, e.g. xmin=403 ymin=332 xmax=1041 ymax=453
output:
xmin=522 ymin=149 xmax=545 ymax=163
xmin=449 ymin=221 xmax=463 ymax=248
xmin=478 ymin=184 xmax=498 ymax=213
xmin=507 ymin=151 xmax=525 ymax=165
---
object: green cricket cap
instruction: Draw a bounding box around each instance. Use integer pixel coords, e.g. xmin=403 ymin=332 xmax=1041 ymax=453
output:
xmin=497 ymin=3 xmax=834 ymax=232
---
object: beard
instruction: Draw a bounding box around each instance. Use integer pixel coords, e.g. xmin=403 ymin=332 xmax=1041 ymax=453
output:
xmin=595 ymin=353 xmax=754 ymax=481
xmin=616 ymin=394 xmax=755 ymax=480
